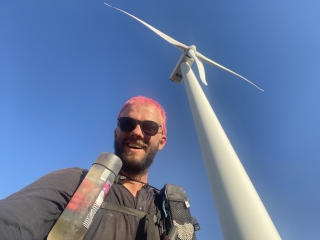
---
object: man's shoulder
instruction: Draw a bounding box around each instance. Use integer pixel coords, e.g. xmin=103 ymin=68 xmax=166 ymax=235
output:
xmin=0 ymin=168 xmax=89 ymax=240
xmin=36 ymin=167 xmax=88 ymax=190
xmin=47 ymin=167 xmax=88 ymax=178
xmin=5 ymin=167 xmax=88 ymax=200
xmin=33 ymin=167 xmax=88 ymax=184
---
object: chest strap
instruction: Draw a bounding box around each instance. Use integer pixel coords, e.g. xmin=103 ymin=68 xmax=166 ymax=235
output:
xmin=100 ymin=202 xmax=159 ymax=240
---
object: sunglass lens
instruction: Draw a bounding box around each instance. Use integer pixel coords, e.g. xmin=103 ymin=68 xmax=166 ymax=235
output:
xmin=141 ymin=121 xmax=159 ymax=136
xmin=119 ymin=117 xmax=137 ymax=132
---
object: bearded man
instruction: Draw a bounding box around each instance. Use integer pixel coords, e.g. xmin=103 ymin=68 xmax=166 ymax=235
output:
xmin=0 ymin=96 xmax=168 ymax=240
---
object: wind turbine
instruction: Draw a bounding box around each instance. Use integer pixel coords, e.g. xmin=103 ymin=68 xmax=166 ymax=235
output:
xmin=104 ymin=3 xmax=281 ymax=240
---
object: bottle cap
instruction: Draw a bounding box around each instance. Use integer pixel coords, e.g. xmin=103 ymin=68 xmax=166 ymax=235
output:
xmin=95 ymin=152 xmax=123 ymax=175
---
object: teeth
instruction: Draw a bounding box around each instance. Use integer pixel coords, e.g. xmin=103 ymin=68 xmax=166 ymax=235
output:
xmin=127 ymin=143 xmax=143 ymax=149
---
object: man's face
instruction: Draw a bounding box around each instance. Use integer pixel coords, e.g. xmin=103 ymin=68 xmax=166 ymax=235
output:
xmin=114 ymin=103 xmax=167 ymax=176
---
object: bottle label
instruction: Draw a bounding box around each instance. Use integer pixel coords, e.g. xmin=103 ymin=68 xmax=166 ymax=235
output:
xmin=100 ymin=169 xmax=110 ymax=181
xmin=82 ymin=181 xmax=111 ymax=229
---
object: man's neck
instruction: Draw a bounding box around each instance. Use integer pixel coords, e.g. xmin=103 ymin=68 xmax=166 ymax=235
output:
xmin=119 ymin=171 xmax=148 ymax=197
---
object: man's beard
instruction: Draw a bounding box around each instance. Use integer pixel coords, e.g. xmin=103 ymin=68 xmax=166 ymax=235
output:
xmin=114 ymin=138 xmax=159 ymax=177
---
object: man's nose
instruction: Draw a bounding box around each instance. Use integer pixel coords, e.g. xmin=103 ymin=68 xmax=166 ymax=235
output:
xmin=130 ymin=123 xmax=144 ymax=138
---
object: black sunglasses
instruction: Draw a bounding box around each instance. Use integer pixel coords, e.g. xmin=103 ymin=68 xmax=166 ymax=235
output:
xmin=117 ymin=117 xmax=162 ymax=136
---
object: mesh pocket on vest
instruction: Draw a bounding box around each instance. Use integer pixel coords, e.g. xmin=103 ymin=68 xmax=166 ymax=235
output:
xmin=161 ymin=184 xmax=198 ymax=240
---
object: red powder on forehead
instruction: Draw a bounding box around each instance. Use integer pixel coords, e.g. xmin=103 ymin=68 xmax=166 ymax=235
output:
xmin=118 ymin=96 xmax=167 ymax=135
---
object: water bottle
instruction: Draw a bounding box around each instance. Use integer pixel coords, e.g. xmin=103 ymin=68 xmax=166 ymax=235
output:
xmin=47 ymin=152 xmax=122 ymax=240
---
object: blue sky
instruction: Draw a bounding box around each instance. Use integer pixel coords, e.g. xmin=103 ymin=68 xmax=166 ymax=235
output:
xmin=1 ymin=1 xmax=319 ymax=239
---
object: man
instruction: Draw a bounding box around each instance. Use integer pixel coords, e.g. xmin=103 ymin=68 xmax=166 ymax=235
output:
xmin=114 ymin=95 xmax=167 ymax=197
xmin=0 ymin=96 xmax=167 ymax=240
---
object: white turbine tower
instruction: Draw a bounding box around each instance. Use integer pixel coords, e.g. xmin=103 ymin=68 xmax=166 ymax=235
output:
xmin=105 ymin=3 xmax=281 ymax=240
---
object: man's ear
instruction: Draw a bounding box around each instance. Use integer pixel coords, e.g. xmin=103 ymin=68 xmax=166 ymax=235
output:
xmin=158 ymin=135 xmax=167 ymax=150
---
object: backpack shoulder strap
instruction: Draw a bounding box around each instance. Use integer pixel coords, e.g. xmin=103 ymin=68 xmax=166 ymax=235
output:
xmin=100 ymin=202 xmax=158 ymax=240
xmin=101 ymin=202 xmax=148 ymax=218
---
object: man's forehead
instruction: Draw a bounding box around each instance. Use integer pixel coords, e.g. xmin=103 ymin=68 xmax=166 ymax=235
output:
xmin=120 ymin=103 xmax=160 ymax=116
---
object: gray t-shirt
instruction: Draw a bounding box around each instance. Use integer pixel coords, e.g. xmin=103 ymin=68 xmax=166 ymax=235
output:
xmin=0 ymin=168 xmax=161 ymax=240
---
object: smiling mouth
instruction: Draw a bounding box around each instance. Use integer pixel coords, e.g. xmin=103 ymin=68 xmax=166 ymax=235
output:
xmin=127 ymin=143 xmax=143 ymax=149
xmin=125 ymin=141 xmax=146 ymax=150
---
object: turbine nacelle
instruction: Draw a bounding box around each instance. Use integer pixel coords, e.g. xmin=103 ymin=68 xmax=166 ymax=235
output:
xmin=170 ymin=49 xmax=194 ymax=84
xmin=170 ymin=45 xmax=205 ymax=84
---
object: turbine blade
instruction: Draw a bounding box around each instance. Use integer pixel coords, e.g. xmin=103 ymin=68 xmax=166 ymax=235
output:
xmin=104 ymin=3 xmax=187 ymax=52
xmin=196 ymin=52 xmax=264 ymax=91
xmin=188 ymin=49 xmax=207 ymax=85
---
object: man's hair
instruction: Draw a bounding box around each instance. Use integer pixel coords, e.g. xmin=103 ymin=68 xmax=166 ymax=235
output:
xmin=118 ymin=96 xmax=167 ymax=135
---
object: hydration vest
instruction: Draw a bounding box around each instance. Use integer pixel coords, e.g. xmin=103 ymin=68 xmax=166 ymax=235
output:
xmin=100 ymin=184 xmax=200 ymax=240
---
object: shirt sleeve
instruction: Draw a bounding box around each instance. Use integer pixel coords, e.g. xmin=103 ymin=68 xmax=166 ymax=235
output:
xmin=0 ymin=168 xmax=87 ymax=240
